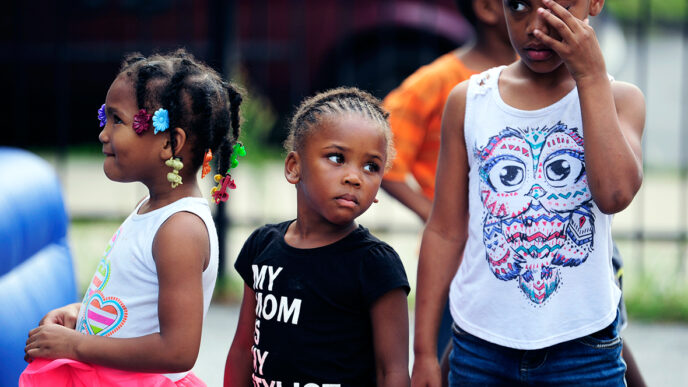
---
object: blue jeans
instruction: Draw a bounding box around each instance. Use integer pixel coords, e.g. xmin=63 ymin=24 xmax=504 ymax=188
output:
xmin=448 ymin=314 xmax=626 ymax=386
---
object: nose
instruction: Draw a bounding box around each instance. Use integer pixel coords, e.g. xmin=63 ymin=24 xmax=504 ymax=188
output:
xmin=98 ymin=126 xmax=109 ymax=144
xmin=342 ymin=168 xmax=361 ymax=187
xmin=529 ymin=10 xmax=549 ymax=37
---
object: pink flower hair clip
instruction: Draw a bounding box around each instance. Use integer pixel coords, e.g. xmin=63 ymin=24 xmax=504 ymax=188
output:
xmin=133 ymin=109 xmax=153 ymax=134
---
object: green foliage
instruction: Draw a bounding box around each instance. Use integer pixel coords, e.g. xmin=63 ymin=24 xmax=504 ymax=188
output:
xmin=625 ymin=274 xmax=688 ymax=322
xmin=606 ymin=0 xmax=688 ymax=24
xmin=233 ymin=68 xmax=284 ymax=164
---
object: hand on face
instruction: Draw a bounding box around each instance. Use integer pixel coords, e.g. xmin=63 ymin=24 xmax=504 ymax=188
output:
xmin=25 ymin=324 xmax=82 ymax=362
xmin=533 ymin=0 xmax=606 ymax=82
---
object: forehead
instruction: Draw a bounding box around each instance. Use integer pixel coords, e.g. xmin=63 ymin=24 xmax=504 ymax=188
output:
xmin=309 ymin=113 xmax=387 ymax=150
xmin=105 ymin=74 xmax=137 ymax=109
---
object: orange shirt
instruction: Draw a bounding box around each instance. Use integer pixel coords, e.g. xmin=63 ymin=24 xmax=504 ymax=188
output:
xmin=383 ymin=53 xmax=475 ymax=199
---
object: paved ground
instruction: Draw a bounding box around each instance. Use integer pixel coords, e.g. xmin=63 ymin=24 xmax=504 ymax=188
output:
xmin=193 ymin=303 xmax=688 ymax=387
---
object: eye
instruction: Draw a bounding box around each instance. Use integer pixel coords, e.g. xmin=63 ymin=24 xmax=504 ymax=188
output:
xmin=543 ymin=151 xmax=584 ymax=187
xmin=327 ymin=153 xmax=344 ymax=164
xmin=506 ymin=0 xmax=528 ymax=12
xmin=485 ymin=156 xmax=526 ymax=192
xmin=112 ymin=114 xmax=124 ymax=125
xmin=363 ymin=161 xmax=381 ymax=173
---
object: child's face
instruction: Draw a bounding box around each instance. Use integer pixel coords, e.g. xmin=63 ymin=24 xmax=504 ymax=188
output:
xmin=99 ymin=74 xmax=165 ymax=183
xmin=503 ymin=0 xmax=601 ymax=73
xmin=293 ymin=114 xmax=387 ymax=226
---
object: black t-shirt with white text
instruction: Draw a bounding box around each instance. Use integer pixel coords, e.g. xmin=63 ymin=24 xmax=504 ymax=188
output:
xmin=235 ymin=221 xmax=410 ymax=387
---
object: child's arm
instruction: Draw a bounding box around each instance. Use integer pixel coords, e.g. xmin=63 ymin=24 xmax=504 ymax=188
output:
xmin=412 ymin=83 xmax=470 ymax=386
xmin=224 ymin=284 xmax=257 ymax=387
xmin=25 ymin=212 xmax=209 ymax=373
xmin=535 ymin=0 xmax=645 ymax=214
xmin=371 ymin=288 xmax=410 ymax=387
xmin=381 ymin=179 xmax=433 ymax=222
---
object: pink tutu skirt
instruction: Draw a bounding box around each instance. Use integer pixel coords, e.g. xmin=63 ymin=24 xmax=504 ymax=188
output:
xmin=20 ymin=358 xmax=206 ymax=387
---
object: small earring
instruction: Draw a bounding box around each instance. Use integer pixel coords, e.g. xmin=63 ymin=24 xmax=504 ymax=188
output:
xmin=165 ymin=157 xmax=184 ymax=188
xmin=373 ymin=198 xmax=379 ymax=204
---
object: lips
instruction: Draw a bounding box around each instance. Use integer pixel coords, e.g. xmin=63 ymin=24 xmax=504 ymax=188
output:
xmin=524 ymin=46 xmax=554 ymax=61
xmin=335 ymin=194 xmax=358 ymax=208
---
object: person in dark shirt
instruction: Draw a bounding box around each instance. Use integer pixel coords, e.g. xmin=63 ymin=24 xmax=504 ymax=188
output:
xmin=225 ymin=87 xmax=411 ymax=387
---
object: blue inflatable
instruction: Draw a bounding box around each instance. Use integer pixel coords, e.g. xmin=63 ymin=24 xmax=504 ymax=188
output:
xmin=0 ymin=147 xmax=77 ymax=386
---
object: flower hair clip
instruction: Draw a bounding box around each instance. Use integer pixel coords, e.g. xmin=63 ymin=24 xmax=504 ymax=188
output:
xmin=133 ymin=109 xmax=152 ymax=134
xmin=152 ymin=108 xmax=169 ymax=134
xmin=98 ymin=104 xmax=107 ymax=127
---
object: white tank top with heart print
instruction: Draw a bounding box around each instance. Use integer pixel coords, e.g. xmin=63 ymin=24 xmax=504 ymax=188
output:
xmin=75 ymin=196 xmax=218 ymax=381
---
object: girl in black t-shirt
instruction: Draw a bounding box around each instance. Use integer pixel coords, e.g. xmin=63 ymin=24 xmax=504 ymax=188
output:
xmin=225 ymin=87 xmax=410 ymax=387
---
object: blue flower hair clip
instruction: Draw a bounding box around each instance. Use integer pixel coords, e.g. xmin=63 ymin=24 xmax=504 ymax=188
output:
xmin=98 ymin=104 xmax=107 ymax=127
xmin=152 ymin=108 xmax=169 ymax=134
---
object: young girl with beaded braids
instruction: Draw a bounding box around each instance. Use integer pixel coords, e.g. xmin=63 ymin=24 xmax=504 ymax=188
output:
xmin=21 ymin=49 xmax=244 ymax=386
xmin=225 ymin=87 xmax=411 ymax=387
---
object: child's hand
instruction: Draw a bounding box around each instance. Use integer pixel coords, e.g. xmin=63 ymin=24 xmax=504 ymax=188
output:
xmin=39 ymin=303 xmax=81 ymax=328
xmin=24 ymin=324 xmax=83 ymax=362
xmin=411 ymin=355 xmax=442 ymax=387
xmin=534 ymin=0 xmax=606 ymax=83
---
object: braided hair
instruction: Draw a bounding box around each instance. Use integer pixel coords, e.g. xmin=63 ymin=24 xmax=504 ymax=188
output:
xmin=284 ymin=87 xmax=395 ymax=169
xmin=119 ymin=49 xmax=242 ymax=175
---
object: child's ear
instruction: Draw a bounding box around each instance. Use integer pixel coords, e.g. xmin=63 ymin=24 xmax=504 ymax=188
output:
xmin=284 ymin=151 xmax=301 ymax=184
xmin=160 ymin=127 xmax=187 ymax=160
xmin=474 ymin=0 xmax=502 ymax=25
xmin=589 ymin=0 xmax=605 ymax=17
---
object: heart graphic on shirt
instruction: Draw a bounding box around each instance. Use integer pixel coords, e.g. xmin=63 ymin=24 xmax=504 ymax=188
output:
xmin=86 ymin=292 xmax=127 ymax=337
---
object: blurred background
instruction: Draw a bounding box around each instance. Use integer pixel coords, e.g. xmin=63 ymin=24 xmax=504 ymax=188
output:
xmin=2 ymin=0 xmax=688 ymax=384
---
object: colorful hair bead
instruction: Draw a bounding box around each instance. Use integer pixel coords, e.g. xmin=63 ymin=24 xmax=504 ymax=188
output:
xmin=165 ymin=157 xmax=184 ymax=188
xmin=201 ymin=149 xmax=213 ymax=179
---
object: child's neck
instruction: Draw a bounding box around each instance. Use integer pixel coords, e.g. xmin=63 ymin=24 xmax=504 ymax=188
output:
xmin=499 ymin=61 xmax=577 ymax=111
xmin=284 ymin=216 xmax=357 ymax=249
xmin=138 ymin=181 xmax=201 ymax=214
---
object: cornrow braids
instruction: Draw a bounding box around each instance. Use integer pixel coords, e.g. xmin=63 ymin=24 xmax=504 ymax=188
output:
xmin=285 ymin=87 xmax=395 ymax=169
xmin=117 ymin=48 xmax=243 ymax=171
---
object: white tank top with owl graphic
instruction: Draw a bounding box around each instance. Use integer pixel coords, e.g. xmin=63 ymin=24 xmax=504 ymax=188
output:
xmin=74 ymin=196 xmax=218 ymax=381
xmin=449 ymin=66 xmax=621 ymax=350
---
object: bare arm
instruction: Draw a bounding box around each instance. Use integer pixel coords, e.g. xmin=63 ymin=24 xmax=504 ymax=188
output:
xmin=536 ymin=0 xmax=645 ymax=213
xmin=371 ymin=288 xmax=410 ymax=387
xmin=224 ymin=284 xmax=257 ymax=387
xmin=412 ymin=84 xmax=470 ymax=387
xmin=25 ymin=212 xmax=209 ymax=373
xmin=381 ymin=179 xmax=433 ymax=222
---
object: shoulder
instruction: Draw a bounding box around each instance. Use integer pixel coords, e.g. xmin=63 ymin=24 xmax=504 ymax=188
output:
xmin=156 ymin=211 xmax=209 ymax=242
xmin=611 ymin=81 xmax=645 ymax=110
xmin=247 ymin=221 xmax=290 ymax=244
xmin=152 ymin=211 xmax=210 ymax=268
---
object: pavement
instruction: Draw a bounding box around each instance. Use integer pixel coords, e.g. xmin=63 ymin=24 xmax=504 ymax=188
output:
xmin=46 ymin=155 xmax=688 ymax=387
xmin=193 ymin=303 xmax=688 ymax=387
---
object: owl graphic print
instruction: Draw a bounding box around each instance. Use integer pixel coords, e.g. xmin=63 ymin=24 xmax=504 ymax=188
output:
xmin=476 ymin=122 xmax=594 ymax=305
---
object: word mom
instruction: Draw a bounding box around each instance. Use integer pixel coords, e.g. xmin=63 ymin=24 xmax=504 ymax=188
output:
xmin=252 ymin=264 xmax=302 ymax=325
